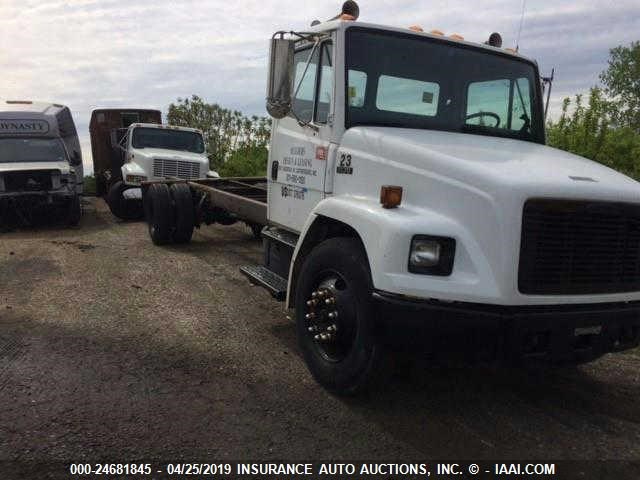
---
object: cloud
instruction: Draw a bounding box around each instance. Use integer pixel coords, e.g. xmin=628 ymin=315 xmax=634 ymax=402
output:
xmin=0 ymin=0 xmax=638 ymax=174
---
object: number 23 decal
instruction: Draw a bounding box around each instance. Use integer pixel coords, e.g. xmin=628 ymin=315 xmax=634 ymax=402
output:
xmin=337 ymin=153 xmax=354 ymax=175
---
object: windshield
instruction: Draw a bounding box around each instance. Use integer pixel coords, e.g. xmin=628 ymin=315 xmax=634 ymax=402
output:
xmin=131 ymin=127 xmax=205 ymax=154
xmin=0 ymin=137 xmax=68 ymax=163
xmin=346 ymin=28 xmax=544 ymax=143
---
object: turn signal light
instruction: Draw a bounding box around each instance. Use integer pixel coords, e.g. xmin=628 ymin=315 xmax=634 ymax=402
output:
xmin=380 ymin=185 xmax=403 ymax=209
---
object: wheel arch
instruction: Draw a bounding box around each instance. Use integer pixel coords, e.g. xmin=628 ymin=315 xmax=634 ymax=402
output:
xmin=286 ymin=213 xmax=372 ymax=309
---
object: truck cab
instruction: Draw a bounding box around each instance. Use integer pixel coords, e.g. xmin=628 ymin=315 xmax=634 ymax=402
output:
xmin=0 ymin=101 xmax=83 ymax=227
xmin=259 ymin=17 xmax=640 ymax=393
xmin=120 ymin=123 xmax=214 ymax=184
xmin=143 ymin=7 xmax=640 ymax=395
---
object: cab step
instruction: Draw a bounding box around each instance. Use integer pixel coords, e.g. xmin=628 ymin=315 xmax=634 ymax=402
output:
xmin=240 ymin=265 xmax=287 ymax=301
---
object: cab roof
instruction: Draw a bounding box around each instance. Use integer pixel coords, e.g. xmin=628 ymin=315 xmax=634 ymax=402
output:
xmin=130 ymin=122 xmax=203 ymax=134
xmin=306 ymin=20 xmax=536 ymax=66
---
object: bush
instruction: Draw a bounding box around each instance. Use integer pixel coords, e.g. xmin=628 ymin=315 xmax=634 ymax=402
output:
xmin=217 ymin=146 xmax=268 ymax=177
xmin=546 ymin=88 xmax=640 ymax=180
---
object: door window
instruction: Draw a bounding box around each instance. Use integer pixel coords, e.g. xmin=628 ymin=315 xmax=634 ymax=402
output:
xmin=292 ymin=47 xmax=319 ymax=123
xmin=315 ymin=43 xmax=334 ymax=124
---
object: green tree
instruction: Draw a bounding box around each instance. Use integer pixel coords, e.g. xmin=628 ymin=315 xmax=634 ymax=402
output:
xmin=547 ymin=41 xmax=640 ymax=180
xmin=218 ymin=145 xmax=269 ymax=177
xmin=600 ymin=41 xmax=640 ymax=132
xmin=547 ymin=88 xmax=640 ymax=179
xmin=167 ymin=95 xmax=271 ymax=173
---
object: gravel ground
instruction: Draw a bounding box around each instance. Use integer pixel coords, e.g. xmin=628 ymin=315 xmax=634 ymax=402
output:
xmin=0 ymin=198 xmax=639 ymax=478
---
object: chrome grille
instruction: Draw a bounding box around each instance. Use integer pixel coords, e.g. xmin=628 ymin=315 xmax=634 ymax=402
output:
xmin=152 ymin=158 xmax=201 ymax=179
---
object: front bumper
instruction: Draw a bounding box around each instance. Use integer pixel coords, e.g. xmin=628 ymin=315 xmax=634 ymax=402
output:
xmin=373 ymin=291 xmax=640 ymax=364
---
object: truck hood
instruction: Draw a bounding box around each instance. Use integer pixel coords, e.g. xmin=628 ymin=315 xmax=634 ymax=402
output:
xmin=133 ymin=148 xmax=207 ymax=162
xmin=346 ymin=127 xmax=640 ymax=200
xmin=0 ymin=161 xmax=71 ymax=174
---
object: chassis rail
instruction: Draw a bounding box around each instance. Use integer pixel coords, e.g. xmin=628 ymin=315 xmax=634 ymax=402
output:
xmin=142 ymin=176 xmax=268 ymax=226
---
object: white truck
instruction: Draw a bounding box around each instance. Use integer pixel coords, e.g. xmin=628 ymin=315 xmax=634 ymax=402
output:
xmin=143 ymin=4 xmax=640 ymax=395
xmin=0 ymin=100 xmax=83 ymax=228
xmin=90 ymin=109 xmax=217 ymax=220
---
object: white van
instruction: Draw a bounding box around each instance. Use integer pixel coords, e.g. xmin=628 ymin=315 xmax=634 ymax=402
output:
xmin=0 ymin=101 xmax=83 ymax=227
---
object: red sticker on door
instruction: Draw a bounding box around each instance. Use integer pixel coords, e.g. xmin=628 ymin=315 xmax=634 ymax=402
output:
xmin=316 ymin=146 xmax=327 ymax=161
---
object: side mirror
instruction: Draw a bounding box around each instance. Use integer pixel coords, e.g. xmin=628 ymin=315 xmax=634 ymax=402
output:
xmin=71 ymin=150 xmax=82 ymax=166
xmin=266 ymin=37 xmax=295 ymax=119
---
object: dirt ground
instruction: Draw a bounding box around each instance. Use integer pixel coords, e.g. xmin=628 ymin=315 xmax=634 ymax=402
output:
xmin=1 ymin=198 xmax=640 ymax=477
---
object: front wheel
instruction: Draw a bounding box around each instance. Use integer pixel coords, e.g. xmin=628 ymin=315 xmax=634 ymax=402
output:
xmin=107 ymin=180 xmax=143 ymax=220
xmin=295 ymin=237 xmax=389 ymax=396
xmin=65 ymin=196 xmax=82 ymax=226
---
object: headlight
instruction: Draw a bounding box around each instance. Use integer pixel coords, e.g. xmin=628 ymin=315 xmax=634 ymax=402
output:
xmin=409 ymin=235 xmax=456 ymax=276
xmin=125 ymin=175 xmax=148 ymax=185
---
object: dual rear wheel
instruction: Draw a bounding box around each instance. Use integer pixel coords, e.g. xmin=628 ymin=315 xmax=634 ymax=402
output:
xmin=144 ymin=183 xmax=195 ymax=245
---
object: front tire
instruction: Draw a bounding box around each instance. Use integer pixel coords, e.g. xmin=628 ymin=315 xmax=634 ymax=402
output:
xmin=66 ymin=196 xmax=82 ymax=226
xmin=144 ymin=183 xmax=173 ymax=245
xmin=107 ymin=180 xmax=143 ymax=220
xmin=295 ymin=237 xmax=388 ymax=396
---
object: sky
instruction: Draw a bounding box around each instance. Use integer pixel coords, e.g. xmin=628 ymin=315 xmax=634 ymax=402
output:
xmin=1 ymin=0 xmax=639 ymax=174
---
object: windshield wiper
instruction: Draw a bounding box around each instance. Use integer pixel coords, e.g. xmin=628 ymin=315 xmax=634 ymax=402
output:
xmin=462 ymin=124 xmax=529 ymax=140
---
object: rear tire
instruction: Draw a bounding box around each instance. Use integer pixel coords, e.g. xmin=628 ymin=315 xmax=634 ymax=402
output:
xmin=145 ymin=183 xmax=173 ymax=245
xmin=295 ymin=237 xmax=389 ymax=396
xmin=170 ymin=183 xmax=195 ymax=244
xmin=107 ymin=180 xmax=143 ymax=220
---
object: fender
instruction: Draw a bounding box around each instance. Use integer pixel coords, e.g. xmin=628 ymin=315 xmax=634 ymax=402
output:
xmin=286 ymin=195 xmax=502 ymax=308
xmin=121 ymin=162 xmax=147 ymax=185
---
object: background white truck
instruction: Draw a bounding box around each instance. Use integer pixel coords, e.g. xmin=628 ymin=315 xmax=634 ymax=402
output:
xmin=143 ymin=3 xmax=640 ymax=395
xmin=90 ymin=109 xmax=216 ymax=220
xmin=0 ymin=100 xmax=83 ymax=228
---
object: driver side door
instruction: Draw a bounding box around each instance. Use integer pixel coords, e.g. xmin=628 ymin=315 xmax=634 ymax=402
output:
xmin=267 ymin=40 xmax=334 ymax=233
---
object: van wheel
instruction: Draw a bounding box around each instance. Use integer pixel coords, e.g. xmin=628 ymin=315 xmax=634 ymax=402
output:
xmin=170 ymin=183 xmax=195 ymax=244
xmin=295 ymin=237 xmax=389 ymax=396
xmin=66 ymin=196 xmax=82 ymax=226
xmin=248 ymin=223 xmax=263 ymax=239
xmin=107 ymin=180 xmax=143 ymax=220
xmin=145 ymin=183 xmax=173 ymax=245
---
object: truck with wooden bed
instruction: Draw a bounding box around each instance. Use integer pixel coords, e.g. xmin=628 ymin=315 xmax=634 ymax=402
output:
xmin=90 ymin=109 xmax=216 ymax=220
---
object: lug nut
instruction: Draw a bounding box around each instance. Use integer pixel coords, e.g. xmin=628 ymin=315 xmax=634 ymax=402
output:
xmin=325 ymin=297 xmax=335 ymax=305
xmin=320 ymin=333 xmax=329 ymax=341
xmin=328 ymin=311 xmax=338 ymax=319
xmin=327 ymin=324 xmax=337 ymax=332
xmin=305 ymin=313 xmax=315 ymax=320
xmin=314 ymin=334 xmax=321 ymax=341
xmin=308 ymin=325 xmax=318 ymax=333
xmin=311 ymin=291 xmax=319 ymax=298
xmin=307 ymin=299 xmax=317 ymax=307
